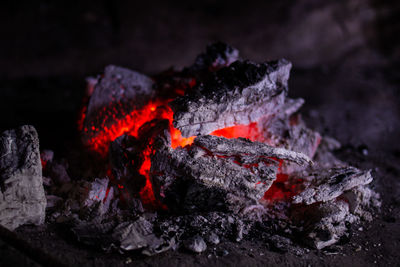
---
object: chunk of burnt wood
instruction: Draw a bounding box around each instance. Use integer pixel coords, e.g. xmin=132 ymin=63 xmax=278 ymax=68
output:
xmin=292 ymin=167 xmax=373 ymax=205
xmin=170 ymin=59 xmax=292 ymax=137
xmin=151 ymin=134 xmax=311 ymax=213
xmin=0 ymin=125 xmax=46 ymax=230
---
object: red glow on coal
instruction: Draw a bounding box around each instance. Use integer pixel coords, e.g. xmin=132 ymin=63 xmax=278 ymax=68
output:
xmin=210 ymin=122 xmax=266 ymax=142
xmin=85 ymin=100 xmax=196 ymax=155
xmin=138 ymin=145 xmax=155 ymax=206
xmin=83 ymin=84 xmax=297 ymax=207
xmin=83 ymin=93 xmax=196 ymax=208
xmin=263 ymin=160 xmax=303 ymax=203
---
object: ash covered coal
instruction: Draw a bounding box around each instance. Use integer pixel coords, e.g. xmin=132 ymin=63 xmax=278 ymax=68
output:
xmin=14 ymin=42 xmax=380 ymax=256
xmin=0 ymin=125 xmax=46 ymax=230
xmin=151 ymin=134 xmax=311 ymax=214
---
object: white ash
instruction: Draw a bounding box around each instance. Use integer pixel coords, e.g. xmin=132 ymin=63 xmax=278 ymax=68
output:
xmin=292 ymin=167 xmax=373 ymax=205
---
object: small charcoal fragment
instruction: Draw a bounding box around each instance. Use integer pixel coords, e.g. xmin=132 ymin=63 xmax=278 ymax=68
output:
xmin=184 ymin=235 xmax=207 ymax=253
xmin=292 ymin=167 xmax=373 ymax=205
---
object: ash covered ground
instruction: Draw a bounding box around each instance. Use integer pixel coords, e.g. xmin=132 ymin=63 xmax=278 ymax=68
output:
xmin=1 ymin=0 xmax=399 ymax=266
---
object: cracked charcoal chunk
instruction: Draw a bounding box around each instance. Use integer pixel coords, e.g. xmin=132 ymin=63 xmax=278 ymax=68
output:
xmin=292 ymin=167 xmax=373 ymax=205
xmin=170 ymin=59 xmax=292 ymax=137
xmin=151 ymin=134 xmax=311 ymax=213
xmin=82 ymin=65 xmax=155 ymax=144
xmin=0 ymin=125 xmax=46 ymax=230
xmin=194 ymin=135 xmax=313 ymax=166
xmin=292 ymin=200 xmax=354 ymax=250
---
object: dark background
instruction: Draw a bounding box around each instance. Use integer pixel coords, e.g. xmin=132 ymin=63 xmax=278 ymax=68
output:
xmin=1 ymin=0 xmax=399 ymax=153
xmin=1 ymin=0 xmax=400 ymax=266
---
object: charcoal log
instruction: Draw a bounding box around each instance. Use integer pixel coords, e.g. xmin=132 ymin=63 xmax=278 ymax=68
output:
xmin=0 ymin=125 xmax=46 ymax=230
xmin=170 ymin=59 xmax=292 ymax=137
xmin=151 ymin=134 xmax=311 ymax=213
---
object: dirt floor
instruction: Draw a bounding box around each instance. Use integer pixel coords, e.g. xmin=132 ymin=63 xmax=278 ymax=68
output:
xmin=1 ymin=0 xmax=399 ymax=266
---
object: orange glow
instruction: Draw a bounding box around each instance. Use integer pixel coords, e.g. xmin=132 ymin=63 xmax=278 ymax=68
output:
xmin=263 ymin=160 xmax=303 ymax=203
xmin=84 ymin=94 xmax=197 ymax=208
xmin=170 ymin=127 xmax=196 ymax=149
xmin=210 ymin=122 xmax=266 ymax=142
xmin=82 ymin=80 xmax=299 ymax=207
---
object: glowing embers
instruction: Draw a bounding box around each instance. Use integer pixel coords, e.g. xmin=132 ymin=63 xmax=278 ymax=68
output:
xmin=210 ymin=122 xmax=265 ymax=142
xmin=170 ymin=127 xmax=195 ymax=149
xmin=263 ymin=161 xmax=304 ymax=203
xmin=84 ymin=101 xmax=167 ymax=155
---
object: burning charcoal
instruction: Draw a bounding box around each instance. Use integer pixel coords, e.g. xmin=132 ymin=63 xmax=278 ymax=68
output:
xmin=70 ymin=43 xmax=381 ymax=254
xmin=152 ymin=134 xmax=311 ymax=213
xmin=292 ymin=167 xmax=373 ymax=205
xmin=0 ymin=125 xmax=46 ymax=230
xmin=184 ymin=235 xmax=207 ymax=253
xmin=82 ymin=65 xmax=155 ymax=149
xmin=170 ymin=59 xmax=292 ymax=137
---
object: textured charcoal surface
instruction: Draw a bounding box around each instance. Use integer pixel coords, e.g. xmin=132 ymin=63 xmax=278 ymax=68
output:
xmin=292 ymin=167 xmax=373 ymax=205
xmin=0 ymin=125 xmax=46 ymax=230
xmin=82 ymin=65 xmax=155 ymax=144
xmin=194 ymin=135 xmax=312 ymax=166
xmin=170 ymin=59 xmax=292 ymax=137
xmin=151 ymin=133 xmax=311 ymax=213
